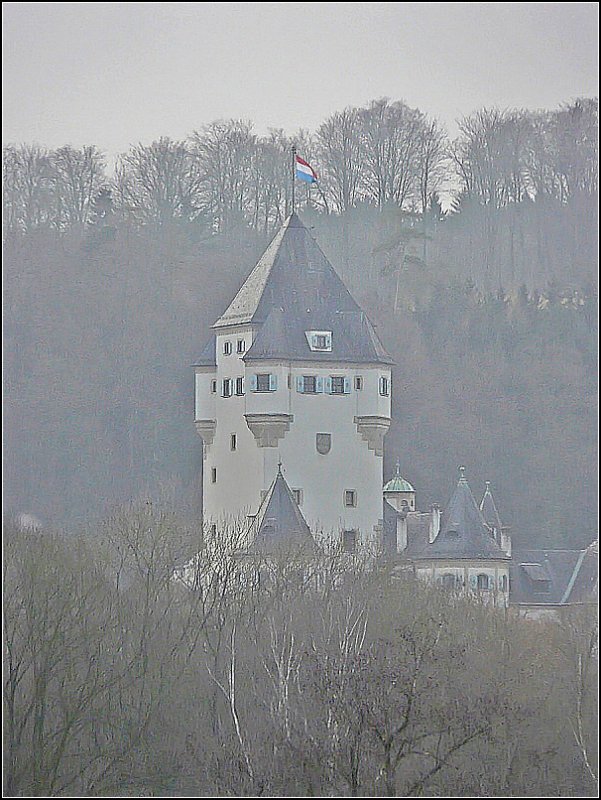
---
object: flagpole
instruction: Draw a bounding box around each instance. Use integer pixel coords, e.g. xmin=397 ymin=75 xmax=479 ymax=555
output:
xmin=291 ymin=144 xmax=296 ymax=215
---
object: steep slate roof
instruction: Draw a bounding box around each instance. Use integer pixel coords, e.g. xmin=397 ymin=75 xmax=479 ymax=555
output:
xmin=479 ymin=481 xmax=503 ymax=531
xmin=193 ymin=334 xmax=217 ymax=367
xmin=214 ymin=213 xmax=393 ymax=365
xmin=410 ymin=468 xmax=509 ymax=561
xmin=509 ymin=549 xmax=588 ymax=606
xmin=248 ymin=466 xmax=315 ymax=554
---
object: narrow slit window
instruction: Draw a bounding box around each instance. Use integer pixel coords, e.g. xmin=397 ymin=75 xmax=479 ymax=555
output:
xmin=211 ymin=467 xmax=217 ymax=483
xmin=230 ymin=434 xmax=237 ymax=451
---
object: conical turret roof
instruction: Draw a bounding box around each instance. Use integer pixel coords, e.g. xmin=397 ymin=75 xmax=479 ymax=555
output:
xmin=479 ymin=481 xmax=503 ymax=531
xmin=419 ymin=467 xmax=509 ymax=560
xmin=214 ymin=214 xmax=392 ymax=365
xmin=248 ymin=465 xmax=315 ymax=554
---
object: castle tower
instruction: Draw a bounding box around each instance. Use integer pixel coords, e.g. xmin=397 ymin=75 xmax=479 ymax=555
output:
xmin=194 ymin=213 xmax=393 ymax=550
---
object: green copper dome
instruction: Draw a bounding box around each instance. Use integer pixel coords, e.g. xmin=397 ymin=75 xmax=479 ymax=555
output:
xmin=383 ymin=461 xmax=415 ymax=493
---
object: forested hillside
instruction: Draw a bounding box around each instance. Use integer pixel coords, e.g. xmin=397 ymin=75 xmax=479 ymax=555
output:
xmin=3 ymin=97 xmax=598 ymax=547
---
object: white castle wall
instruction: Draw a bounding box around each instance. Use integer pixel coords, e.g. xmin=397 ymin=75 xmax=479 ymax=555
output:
xmin=196 ymin=327 xmax=391 ymax=549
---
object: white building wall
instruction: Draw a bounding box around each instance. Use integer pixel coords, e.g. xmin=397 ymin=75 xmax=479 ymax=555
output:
xmin=197 ymin=344 xmax=391 ymax=550
xmin=414 ymin=560 xmax=510 ymax=608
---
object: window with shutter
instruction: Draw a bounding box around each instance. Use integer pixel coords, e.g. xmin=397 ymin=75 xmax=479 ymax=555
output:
xmin=235 ymin=377 xmax=244 ymax=396
xmin=256 ymin=374 xmax=271 ymax=392
xmin=331 ymin=376 xmax=345 ymax=394
xmin=268 ymin=374 xmax=278 ymax=391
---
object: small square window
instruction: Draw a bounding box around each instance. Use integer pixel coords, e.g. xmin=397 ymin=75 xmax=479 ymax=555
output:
xmin=292 ymin=489 xmax=303 ymax=506
xmin=303 ymin=375 xmax=317 ymax=393
xmin=256 ymin=374 xmax=271 ymax=392
xmin=237 ymin=339 xmax=245 ymax=354
xmin=235 ymin=377 xmax=244 ymax=396
xmin=211 ymin=380 xmax=217 ymax=393
xmin=331 ymin=376 xmax=345 ymax=394
xmin=230 ymin=434 xmax=237 ymax=451
xmin=211 ymin=467 xmax=217 ymax=483
xmin=354 ymin=376 xmax=363 ymax=391
xmin=222 ymin=379 xmax=232 ymax=397
xmin=223 ymin=341 xmax=232 ymax=355
xmin=342 ymin=529 xmax=357 ymax=553
xmin=344 ymin=490 xmax=357 ymax=507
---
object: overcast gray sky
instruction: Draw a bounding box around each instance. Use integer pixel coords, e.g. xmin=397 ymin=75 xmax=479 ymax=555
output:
xmin=3 ymin=2 xmax=598 ymax=158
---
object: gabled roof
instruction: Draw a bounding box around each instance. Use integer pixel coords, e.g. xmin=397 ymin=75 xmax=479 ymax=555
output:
xmin=214 ymin=213 xmax=392 ymax=365
xmin=412 ymin=468 xmax=509 ymax=561
xmin=247 ymin=466 xmax=315 ymax=554
xmin=193 ymin=334 xmax=216 ymax=367
xmin=510 ymin=549 xmax=590 ymax=606
xmin=480 ymin=481 xmax=503 ymax=531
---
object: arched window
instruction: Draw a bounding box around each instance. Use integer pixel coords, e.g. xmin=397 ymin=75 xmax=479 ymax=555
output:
xmin=477 ymin=573 xmax=490 ymax=591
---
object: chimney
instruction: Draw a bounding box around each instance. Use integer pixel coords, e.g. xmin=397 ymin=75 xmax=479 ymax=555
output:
xmin=500 ymin=526 xmax=512 ymax=556
xmin=429 ymin=504 xmax=440 ymax=543
xmin=396 ymin=513 xmax=408 ymax=554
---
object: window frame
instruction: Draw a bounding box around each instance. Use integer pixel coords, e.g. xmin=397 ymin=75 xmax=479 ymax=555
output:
xmin=235 ymin=376 xmax=244 ymax=396
xmin=236 ymin=339 xmax=246 ymax=354
xmin=223 ymin=340 xmax=232 ymax=356
xmin=342 ymin=529 xmax=357 ymax=553
xmin=344 ymin=489 xmax=357 ymax=508
xmin=230 ymin=434 xmax=237 ymax=451
xmin=222 ymin=378 xmax=233 ymax=398
xmin=256 ymin=373 xmax=271 ymax=393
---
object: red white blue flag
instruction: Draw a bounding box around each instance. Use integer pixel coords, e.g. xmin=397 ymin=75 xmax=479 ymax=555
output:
xmin=295 ymin=154 xmax=318 ymax=183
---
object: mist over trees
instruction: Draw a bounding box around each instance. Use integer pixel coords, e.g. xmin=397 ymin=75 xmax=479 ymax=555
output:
xmin=3 ymin=96 xmax=598 ymax=548
xmin=3 ymin=514 xmax=598 ymax=797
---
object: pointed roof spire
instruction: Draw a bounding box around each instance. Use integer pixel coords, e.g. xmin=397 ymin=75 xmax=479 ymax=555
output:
xmin=480 ymin=480 xmax=503 ymax=532
xmin=248 ymin=467 xmax=315 ymax=554
xmin=213 ymin=214 xmax=392 ymax=365
xmin=418 ymin=468 xmax=509 ymax=560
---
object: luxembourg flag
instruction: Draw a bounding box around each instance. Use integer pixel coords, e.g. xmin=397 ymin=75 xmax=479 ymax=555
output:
xmin=295 ymin=154 xmax=318 ymax=183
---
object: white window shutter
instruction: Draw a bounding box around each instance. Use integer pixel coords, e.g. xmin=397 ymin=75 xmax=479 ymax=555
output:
xmin=296 ymin=376 xmax=304 ymax=393
xmin=343 ymin=377 xmax=350 ymax=394
xmin=316 ymin=377 xmax=324 ymax=393
xmin=269 ymin=374 xmax=278 ymax=391
xmin=249 ymin=374 xmax=257 ymax=391
xmin=325 ymin=377 xmax=332 ymax=394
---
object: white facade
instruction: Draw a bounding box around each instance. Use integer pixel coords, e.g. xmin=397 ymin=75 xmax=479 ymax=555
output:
xmin=195 ymin=323 xmax=391 ymax=549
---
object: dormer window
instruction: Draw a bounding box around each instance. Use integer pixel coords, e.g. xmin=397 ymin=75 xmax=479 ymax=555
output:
xmin=305 ymin=330 xmax=332 ymax=352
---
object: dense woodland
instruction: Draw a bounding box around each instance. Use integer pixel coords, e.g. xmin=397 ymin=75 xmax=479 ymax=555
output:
xmin=3 ymin=515 xmax=598 ymax=796
xmin=3 ymin=97 xmax=598 ymax=548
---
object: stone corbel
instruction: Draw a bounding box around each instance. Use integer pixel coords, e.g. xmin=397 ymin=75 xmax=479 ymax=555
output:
xmin=353 ymin=415 xmax=390 ymax=457
xmin=195 ymin=419 xmax=216 ymax=456
xmin=245 ymin=413 xmax=293 ymax=447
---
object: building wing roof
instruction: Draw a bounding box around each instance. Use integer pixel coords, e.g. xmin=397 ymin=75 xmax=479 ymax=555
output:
xmin=509 ymin=549 xmax=587 ymax=605
xmin=215 ymin=213 xmax=393 ymax=365
xmin=193 ymin=334 xmax=217 ymax=367
xmin=565 ymin=540 xmax=598 ymax=603
xmin=247 ymin=466 xmax=315 ymax=554
xmin=411 ymin=469 xmax=509 ymax=561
